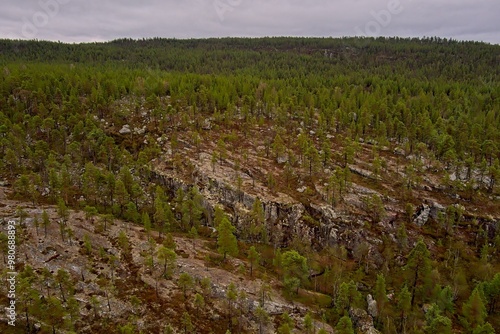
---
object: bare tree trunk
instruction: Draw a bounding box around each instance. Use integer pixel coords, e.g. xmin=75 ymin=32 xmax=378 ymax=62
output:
xmin=59 ymin=283 xmax=66 ymax=302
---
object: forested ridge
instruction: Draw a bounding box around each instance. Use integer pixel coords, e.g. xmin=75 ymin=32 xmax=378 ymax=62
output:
xmin=0 ymin=37 xmax=499 ymax=333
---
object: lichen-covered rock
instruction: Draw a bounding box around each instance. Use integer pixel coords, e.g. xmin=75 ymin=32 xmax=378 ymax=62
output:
xmin=150 ymin=154 xmax=400 ymax=250
xmin=413 ymin=204 xmax=431 ymax=226
xmin=367 ymin=294 xmax=378 ymax=318
xmin=118 ymin=124 xmax=131 ymax=134
xmin=277 ymin=154 xmax=288 ymax=164
xmin=310 ymin=203 xmax=339 ymax=222
xmin=202 ymin=118 xmax=212 ymax=130
xmin=429 ymin=201 xmax=445 ymax=220
xmin=349 ymin=307 xmax=381 ymax=334
xmin=349 ymin=164 xmax=374 ymax=179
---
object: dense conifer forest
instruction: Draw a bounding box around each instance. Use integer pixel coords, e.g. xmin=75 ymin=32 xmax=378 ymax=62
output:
xmin=0 ymin=37 xmax=499 ymax=333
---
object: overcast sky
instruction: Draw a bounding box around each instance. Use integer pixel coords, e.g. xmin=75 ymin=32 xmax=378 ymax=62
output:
xmin=1 ymin=0 xmax=499 ymax=44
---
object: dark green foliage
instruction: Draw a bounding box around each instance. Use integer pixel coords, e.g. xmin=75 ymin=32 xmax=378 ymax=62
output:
xmin=424 ymin=304 xmax=452 ymax=334
xmin=217 ymin=214 xmax=239 ymax=260
xmin=335 ymin=315 xmax=354 ymax=334
xmin=462 ymin=287 xmax=488 ymax=329
xmin=472 ymin=322 xmax=496 ymax=334
xmin=335 ymin=281 xmax=362 ymax=314
xmin=404 ymin=239 xmax=431 ymax=306
xmin=178 ymin=273 xmax=194 ymax=299
xmin=0 ymin=37 xmax=499 ymax=333
xmin=157 ymin=246 xmax=177 ymax=278
xmin=248 ymin=246 xmax=260 ymax=277
xmin=281 ymin=250 xmax=309 ymax=294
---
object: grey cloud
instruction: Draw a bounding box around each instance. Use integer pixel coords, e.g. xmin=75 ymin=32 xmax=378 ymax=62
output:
xmin=0 ymin=0 xmax=498 ymax=44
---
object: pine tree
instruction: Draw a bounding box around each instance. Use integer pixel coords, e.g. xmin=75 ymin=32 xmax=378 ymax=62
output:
xmin=404 ymin=239 xmax=431 ymax=306
xmin=255 ymin=306 xmax=269 ymax=334
xmin=200 ymin=277 xmax=212 ymax=299
xmin=335 ymin=315 xmax=354 ymax=334
xmin=193 ymin=293 xmax=205 ymax=317
xmin=303 ymin=312 xmax=314 ymax=334
xmin=364 ymin=194 xmax=386 ymax=223
xmin=272 ymin=133 xmax=286 ymax=161
xmin=114 ymin=179 xmax=129 ymax=215
xmin=124 ymin=201 xmax=140 ymax=223
xmin=248 ymin=246 xmax=260 ymax=277
xmin=437 ymin=285 xmax=455 ymax=315
xmin=279 ymin=312 xmax=294 ymax=333
xmin=424 ymin=304 xmax=452 ymax=334
xmin=226 ymin=282 xmax=238 ymax=328
xmin=462 ymin=287 xmax=487 ymax=329
xmin=163 ymin=232 xmax=177 ymax=250
xmin=181 ymin=311 xmax=194 ymax=334
xmin=250 ymin=197 xmax=266 ymax=242
xmin=282 ymin=250 xmax=308 ymax=294
xmin=277 ymin=323 xmax=292 ymax=334
xmin=472 ymin=322 xmax=495 ymax=334
xmin=374 ymin=274 xmax=388 ymax=320
xmin=118 ymin=230 xmax=130 ymax=254
xmin=485 ymin=273 xmax=500 ymax=314
xmin=157 ymin=246 xmax=176 ymax=278
xmin=154 ymin=186 xmax=167 ymax=237
xmin=142 ymin=211 xmax=152 ymax=239
xmin=178 ymin=273 xmax=194 ymax=299
xmin=217 ymin=216 xmax=238 ymax=260
xmin=179 ymin=187 xmax=203 ymax=231
xmin=188 ymin=226 xmax=198 ymax=250
xmin=397 ymin=285 xmax=412 ymax=333
xmin=101 ymin=214 xmax=114 ymax=232
xmin=44 ymin=296 xmax=66 ymax=334
xmin=57 ymin=197 xmax=69 ymax=223
xmin=321 ymin=139 xmax=332 ymax=167
xmin=214 ymin=205 xmax=226 ymax=228
xmin=397 ymin=222 xmax=409 ymax=250
xmin=55 ymin=268 xmax=72 ymax=302
xmin=305 ymin=145 xmax=320 ymax=177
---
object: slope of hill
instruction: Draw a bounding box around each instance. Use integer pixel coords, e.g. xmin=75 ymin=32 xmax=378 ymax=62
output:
xmin=0 ymin=37 xmax=499 ymax=333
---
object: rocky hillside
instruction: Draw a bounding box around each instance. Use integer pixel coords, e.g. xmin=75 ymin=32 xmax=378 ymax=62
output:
xmin=0 ymin=186 xmax=340 ymax=333
xmin=0 ymin=38 xmax=499 ymax=333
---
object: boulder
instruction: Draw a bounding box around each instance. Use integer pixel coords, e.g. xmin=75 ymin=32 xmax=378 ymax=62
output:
xmin=310 ymin=203 xmax=339 ymax=222
xmin=349 ymin=307 xmax=381 ymax=334
xmin=429 ymin=201 xmax=445 ymax=220
xmin=367 ymin=294 xmax=378 ymax=318
xmin=413 ymin=204 xmax=430 ymax=226
xmin=119 ymin=124 xmax=131 ymax=134
xmin=277 ymin=154 xmax=288 ymax=164
xmin=202 ymin=118 xmax=212 ymax=130
xmin=297 ymin=186 xmax=307 ymax=193
xmin=349 ymin=165 xmax=374 ymax=179
xmin=134 ymin=126 xmax=146 ymax=135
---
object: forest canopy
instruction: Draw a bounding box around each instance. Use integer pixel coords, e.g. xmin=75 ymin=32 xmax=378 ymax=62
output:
xmin=0 ymin=37 xmax=499 ymax=333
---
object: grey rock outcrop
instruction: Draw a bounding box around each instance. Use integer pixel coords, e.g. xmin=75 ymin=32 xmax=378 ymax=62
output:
xmin=413 ymin=201 xmax=447 ymax=226
xmin=349 ymin=165 xmax=374 ymax=179
xmin=202 ymin=118 xmax=212 ymax=130
xmin=367 ymin=294 xmax=378 ymax=318
xmin=413 ymin=204 xmax=431 ymax=226
xmin=429 ymin=201 xmax=445 ymax=220
xmin=349 ymin=307 xmax=381 ymax=334
xmin=118 ymin=124 xmax=131 ymax=134
xmin=150 ymin=159 xmax=390 ymax=250
xmin=277 ymin=155 xmax=288 ymax=164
